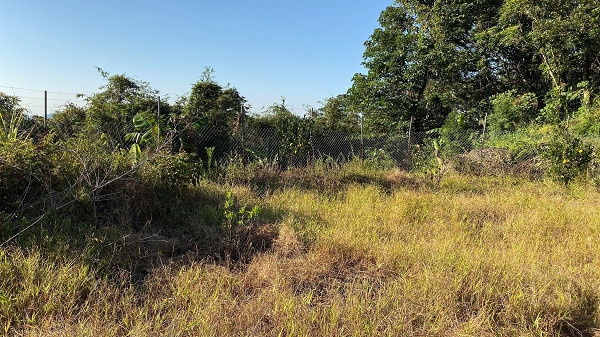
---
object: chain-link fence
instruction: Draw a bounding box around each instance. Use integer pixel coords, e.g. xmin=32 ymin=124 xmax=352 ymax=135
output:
xmin=14 ymin=111 xmax=552 ymax=178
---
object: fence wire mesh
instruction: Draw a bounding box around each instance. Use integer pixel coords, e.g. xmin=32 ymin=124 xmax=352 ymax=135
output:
xmin=14 ymin=111 xmax=550 ymax=177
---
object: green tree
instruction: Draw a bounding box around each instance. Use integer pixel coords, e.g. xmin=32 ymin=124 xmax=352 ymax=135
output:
xmin=486 ymin=0 xmax=600 ymax=120
xmin=86 ymin=69 xmax=163 ymax=146
xmin=345 ymin=0 xmax=600 ymax=131
xmin=318 ymin=94 xmax=360 ymax=133
xmin=185 ymin=68 xmax=246 ymax=129
xmin=181 ymin=68 xmax=247 ymax=158
xmin=348 ymin=1 xmax=502 ymax=132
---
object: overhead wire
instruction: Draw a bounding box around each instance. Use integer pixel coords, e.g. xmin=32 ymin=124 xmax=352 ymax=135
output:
xmin=15 ymin=95 xmax=86 ymax=102
xmin=0 ymin=85 xmax=85 ymax=96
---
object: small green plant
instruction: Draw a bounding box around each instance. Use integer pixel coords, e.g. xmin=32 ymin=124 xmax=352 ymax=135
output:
xmin=223 ymin=191 xmax=260 ymax=232
xmin=205 ymin=146 xmax=215 ymax=170
xmin=222 ymin=191 xmax=261 ymax=259
xmin=125 ymin=113 xmax=159 ymax=162
xmin=543 ymin=128 xmax=593 ymax=184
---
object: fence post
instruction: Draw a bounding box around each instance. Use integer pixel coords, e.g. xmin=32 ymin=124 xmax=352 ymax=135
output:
xmin=360 ymin=113 xmax=364 ymax=161
xmin=482 ymin=112 xmax=488 ymax=142
xmin=157 ymin=96 xmax=161 ymax=142
xmin=44 ymin=90 xmax=47 ymax=131
xmin=405 ymin=116 xmax=413 ymax=171
xmin=241 ymin=105 xmax=245 ymax=150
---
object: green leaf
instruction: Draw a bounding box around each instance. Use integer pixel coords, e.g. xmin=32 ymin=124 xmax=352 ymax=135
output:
xmin=125 ymin=132 xmax=139 ymax=142
xmin=141 ymin=130 xmax=152 ymax=143
xmin=132 ymin=113 xmax=151 ymax=131
xmin=130 ymin=143 xmax=141 ymax=161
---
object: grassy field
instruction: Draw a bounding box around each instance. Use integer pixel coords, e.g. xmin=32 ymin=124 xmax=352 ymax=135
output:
xmin=2 ymin=170 xmax=600 ymax=336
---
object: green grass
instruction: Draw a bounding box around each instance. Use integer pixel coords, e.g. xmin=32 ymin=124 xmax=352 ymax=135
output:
xmin=2 ymin=171 xmax=600 ymax=336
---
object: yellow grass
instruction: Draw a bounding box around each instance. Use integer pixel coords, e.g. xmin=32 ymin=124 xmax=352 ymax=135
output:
xmin=3 ymin=173 xmax=600 ymax=336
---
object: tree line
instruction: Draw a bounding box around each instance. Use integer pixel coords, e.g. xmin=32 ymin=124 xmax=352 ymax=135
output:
xmin=324 ymin=0 xmax=600 ymax=134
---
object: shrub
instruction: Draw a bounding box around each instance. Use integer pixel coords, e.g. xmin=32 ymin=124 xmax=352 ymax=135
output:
xmin=438 ymin=111 xmax=480 ymax=157
xmin=572 ymin=104 xmax=600 ymax=137
xmin=542 ymin=128 xmax=593 ymax=184
xmin=489 ymin=90 xmax=538 ymax=133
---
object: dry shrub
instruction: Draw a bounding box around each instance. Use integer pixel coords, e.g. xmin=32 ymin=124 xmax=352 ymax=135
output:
xmin=384 ymin=168 xmax=423 ymax=189
xmin=450 ymin=147 xmax=545 ymax=178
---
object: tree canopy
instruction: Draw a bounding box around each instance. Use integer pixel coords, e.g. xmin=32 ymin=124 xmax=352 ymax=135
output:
xmin=339 ymin=0 xmax=600 ymax=132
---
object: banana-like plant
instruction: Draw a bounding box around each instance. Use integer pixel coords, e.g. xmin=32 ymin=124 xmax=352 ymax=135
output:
xmin=125 ymin=113 xmax=158 ymax=160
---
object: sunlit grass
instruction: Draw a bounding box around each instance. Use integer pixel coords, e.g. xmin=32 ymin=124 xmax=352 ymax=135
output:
xmin=4 ymin=172 xmax=600 ymax=336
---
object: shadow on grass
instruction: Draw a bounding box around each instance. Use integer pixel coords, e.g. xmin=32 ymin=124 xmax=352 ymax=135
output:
xmin=0 ymin=178 xmax=330 ymax=284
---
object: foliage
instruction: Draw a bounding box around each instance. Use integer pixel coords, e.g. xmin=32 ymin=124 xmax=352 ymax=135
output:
xmin=185 ymin=69 xmax=246 ymax=129
xmin=489 ymin=90 xmax=538 ymax=133
xmin=572 ymin=104 xmax=600 ymax=136
xmin=0 ymin=93 xmax=26 ymax=143
xmin=318 ymin=95 xmax=360 ymax=133
xmin=48 ymin=103 xmax=87 ymax=140
xmin=254 ymin=99 xmax=314 ymax=168
xmin=484 ymin=124 xmax=548 ymax=160
xmin=181 ymin=70 xmax=246 ymax=160
xmin=437 ymin=111 xmax=481 ymax=157
xmin=0 ymin=139 xmax=45 ymax=213
xmin=346 ymin=3 xmax=452 ymax=132
xmin=542 ymin=127 xmax=593 ymax=184
xmin=124 ymin=113 xmax=162 ymax=161
xmin=142 ymin=150 xmax=201 ymax=187
xmin=337 ymin=0 xmax=600 ymax=134
xmin=222 ymin=191 xmax=260 ymax=232
xmin=85 ymin=70 xmax=162 ymax=147
xmin=221 ymin=190 xmax=261 ymax=260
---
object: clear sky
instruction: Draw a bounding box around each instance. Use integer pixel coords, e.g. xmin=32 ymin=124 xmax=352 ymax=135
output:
xmin=0 ymin=0 xmax=392 ymax=116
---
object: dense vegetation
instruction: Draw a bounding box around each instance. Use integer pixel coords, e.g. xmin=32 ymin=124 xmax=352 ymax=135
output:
xmin=2 ymin=0 xmax=600 ymax=336
xmin=329 ymin=0 xmax=600 ymax=134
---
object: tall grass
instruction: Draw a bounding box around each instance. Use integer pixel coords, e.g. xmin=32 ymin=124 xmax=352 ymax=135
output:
xmin=3 ymin=173 xmax=600 ymax=336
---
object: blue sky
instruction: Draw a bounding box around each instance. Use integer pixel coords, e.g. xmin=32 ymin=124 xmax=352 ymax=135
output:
xmin=0 ymin=0 xmax=392 ymax=116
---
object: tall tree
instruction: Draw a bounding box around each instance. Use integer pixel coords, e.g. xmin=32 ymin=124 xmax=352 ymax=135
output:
xmin=348 ymin=3 xmax=444 ymax=132
xmin=491 ymin=0 xmax=600 ymax=119
xmin=347 ymin=0 xmax=600 ymax=131
xmin=181 ymin=68 xmax=247 ymax=157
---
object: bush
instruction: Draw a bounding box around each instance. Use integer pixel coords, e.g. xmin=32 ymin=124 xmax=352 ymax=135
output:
xmin=438 ymin=111 xmax=480 ymax=157
xmin=489 ymin=90 xmax=538 ymax=133
xmin=542 ymin=128 xmax=593 ymax=184
xmin=0 ymin=139 xmax=46 ymax=213
xmin=572 ymin=104 xmax=600 ymax=137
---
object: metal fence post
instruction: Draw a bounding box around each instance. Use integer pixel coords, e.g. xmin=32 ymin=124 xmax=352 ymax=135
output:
xmin=241 ymin=105 xmax=246 ymax=162
xmin=157 ymin=96 xmax=161 ymax=143
xmin=482 ymin=112 xmax=488 ymax=142
xmin=241 ymin=105 xmax=245 ymax=149
xmin=405 ymin=116 xmax=413 ymax=171
xmin=44 ymin=90 xmax=47 ymax=131
xmin=360 ymin=113 xmax=365 ymax=161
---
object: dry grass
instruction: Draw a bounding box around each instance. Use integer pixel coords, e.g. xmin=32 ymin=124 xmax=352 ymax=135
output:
xmin=3 ymin=173 xmax=600 ymax=336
